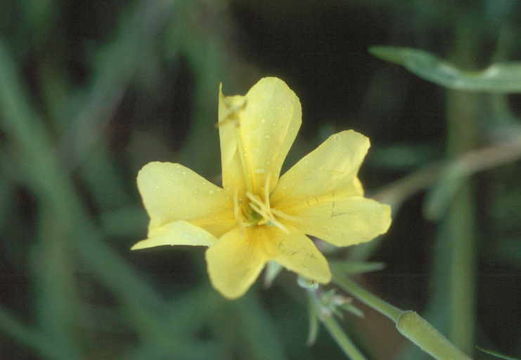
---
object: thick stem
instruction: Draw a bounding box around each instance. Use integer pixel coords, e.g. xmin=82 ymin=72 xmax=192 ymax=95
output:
xmin=443 ymin=21 xmax=479 ymax=352
xmin=397 ymin=311 xmax=472 ymax=360
xmin=332 ymin=272 xmax=472 ymax=360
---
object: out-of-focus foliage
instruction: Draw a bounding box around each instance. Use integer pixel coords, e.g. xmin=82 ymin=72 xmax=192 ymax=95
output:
xmin=0 ymin=0 xmax=520 ymax=359
xmin=371 ymin=46 xmax=521 ymax=93
xmin=478 ymin=347 xmax=521 ymax=360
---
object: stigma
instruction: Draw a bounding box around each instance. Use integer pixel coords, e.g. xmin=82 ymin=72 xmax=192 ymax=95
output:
xmin=233 ymin=176 xmax=298 ymax=233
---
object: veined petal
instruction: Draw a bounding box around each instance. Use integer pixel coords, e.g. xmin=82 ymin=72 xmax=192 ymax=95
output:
xmin=137 ymin=162 xmax=234 ymax=235
xmin=131 ymin=221 xmax=217 ymax=250
xmin=269 ymin=228 xmax=331 ymax=283
xmin=206 ymin=228 xmax=267 ymax=299
xmin=272 ymin=130 xmax=369 ymax=208
xmin=218 ymin=90 xmax=247 ymax=194
xmin=219 ymin=77 xmax=301 ymax=194
xmin=283 ymin=196 xmax=391 ymax=247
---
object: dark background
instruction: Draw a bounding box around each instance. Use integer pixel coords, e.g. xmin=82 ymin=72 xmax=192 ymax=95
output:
xmin=0 ymin=0 xmax=520 ymax=359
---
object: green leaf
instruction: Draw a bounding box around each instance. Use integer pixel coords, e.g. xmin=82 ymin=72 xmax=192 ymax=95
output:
xmin=477 ymin=347 xmax=520 ymax=360
xmin=0 ymin=305 xmax=69 ymax=360
xmin=370 ymin=46 xmax=521 ymax=93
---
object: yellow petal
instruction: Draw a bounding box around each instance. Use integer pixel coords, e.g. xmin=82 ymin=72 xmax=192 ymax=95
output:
xmin=272 ymin=130 xmax=369 ymax=208
xmin=284 ymin=197 xmax=391 ymax=247
xmin=270 ymin=228 xmax=331 ymax=283
xmin=137 ymin=162 xmax=234 ymax=235
xmin=218 ymin=89 xmax=247 ymax=194
xmin=219 ymin=77 xmax=301 ymax=194
xmin=205 ymin=228 xmax=267 ymax=299
xmin=131 ymin=221 xmax=217 ymax=250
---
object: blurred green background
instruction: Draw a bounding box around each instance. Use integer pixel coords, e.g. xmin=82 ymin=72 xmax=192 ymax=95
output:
xmin=1 ymin=0 xmax=520 ymax=359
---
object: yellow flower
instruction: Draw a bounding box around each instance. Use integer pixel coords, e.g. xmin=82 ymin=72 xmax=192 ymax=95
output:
xmin=131 ymin=77 xmax=391 ymax=299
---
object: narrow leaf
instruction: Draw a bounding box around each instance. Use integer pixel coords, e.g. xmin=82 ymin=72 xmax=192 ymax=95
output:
xmin=306 ymin=294 xmax=320 ymax=346
xmin=477 ymin=347 xmax=520 ymax=360
xmin=370 ymin=46 xmax=521 ymax=93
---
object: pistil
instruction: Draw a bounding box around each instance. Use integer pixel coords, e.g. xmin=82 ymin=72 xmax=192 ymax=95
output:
xmin=244 ymin=191 xmax=289 ymax=233
xmin=230 ymin=166 xmax=298 ymax=233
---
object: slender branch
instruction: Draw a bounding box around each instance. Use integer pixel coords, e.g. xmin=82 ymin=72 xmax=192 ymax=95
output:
xmin=306 ymin=288 xmax=367 ymax=360
xmin=321 ymin=315 xmax=367 ymax=360
xmin=332 ymin=270 xmax=472 ymax=360
xmin=331 ymin=271 xmax=402 ymax=322
xmin=372 ymin=135 xmax=521 ymax=209
xmin=372 ymin=162 xmax=442 ymax=208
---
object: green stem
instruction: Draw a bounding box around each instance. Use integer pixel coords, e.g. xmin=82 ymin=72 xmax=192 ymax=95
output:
xmin=305 ymin=285 xmax=367 ymax=360
xmin=332 ymin=272 xmax=472 ymax=360
xmin=0 ymin=306 xmax=67 ymax=360
xmin=396 ymin=311 xmax=472 ymax=360
xmin=443 ymin=20 xmax=479 ymax=352
xmin=331 ymin=271 xmax=402 ymax=321
xmin=321 ymin=314 xmax=367 ymax=360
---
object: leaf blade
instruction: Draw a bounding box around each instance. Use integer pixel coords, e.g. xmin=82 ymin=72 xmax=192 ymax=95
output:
xmin=370 ymin=46 xmax=521 ymax=93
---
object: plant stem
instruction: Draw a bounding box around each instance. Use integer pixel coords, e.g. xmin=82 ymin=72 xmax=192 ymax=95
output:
xmin=396 ymin=311 xmax=473 ymax=360
xmin=304 ymin=285 xmax=367 ymax=360
xmin=321 ymin=314 xmax=367 ymax=360
xmin=332 ymin=272 xmax=472 ymax=360
xmin=443 ymin=20 xmax=479 ymax=352
xmin=0 ymin=306 xmax=68 ymax=360
xmin=331 ymin=270 xmax=402 ymax=321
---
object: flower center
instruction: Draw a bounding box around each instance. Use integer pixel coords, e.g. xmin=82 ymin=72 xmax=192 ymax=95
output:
xmin=232 ymin=177 xmax=297 ymax=233
xmin=245 ymin=191 xmax=275 ymax=224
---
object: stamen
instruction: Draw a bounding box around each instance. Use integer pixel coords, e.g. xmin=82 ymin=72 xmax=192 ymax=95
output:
xmin=243 ymin=187 xmax=292 ymax=233
xmin=246 ymin=192 xmax=272 ymax=222
xmin=271 ymin=208 xmax=300 ymax=222
xmin=248 ymin=202 xmax=271 ymax=224
xmin=246 ymin=192 xmax=266 ymax=212
xmin=267 ymin=218 xmax=290 ymax=233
